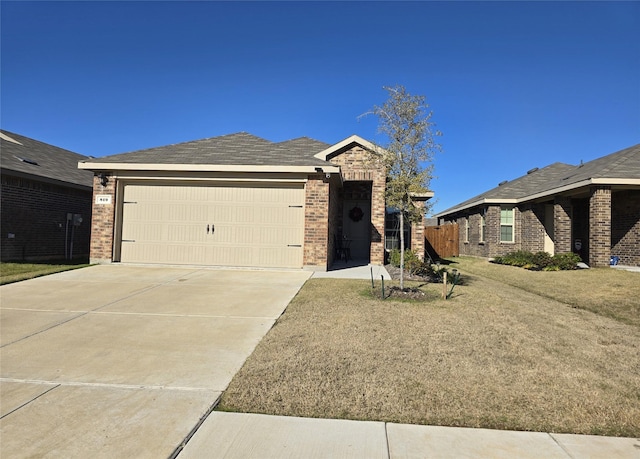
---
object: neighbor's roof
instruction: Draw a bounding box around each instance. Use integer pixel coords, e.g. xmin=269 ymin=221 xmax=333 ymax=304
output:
xmin=1 ymin=130 xmax=93 ymax=188
xmin=436 ymin=143 xmax=640 ymax=217
xmin=79 ymin=132 xmax=337 ymax=172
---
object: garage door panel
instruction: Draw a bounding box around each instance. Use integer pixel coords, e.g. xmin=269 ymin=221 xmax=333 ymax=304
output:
xmin=120 ymin=183 xmax=304 ymax=268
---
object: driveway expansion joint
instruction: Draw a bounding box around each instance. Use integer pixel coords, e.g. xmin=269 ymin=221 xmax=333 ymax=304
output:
xmin=0 ymin=378 xmax=220 ymax=393
xmin=0 ymin=383 xmax=60 ymax=420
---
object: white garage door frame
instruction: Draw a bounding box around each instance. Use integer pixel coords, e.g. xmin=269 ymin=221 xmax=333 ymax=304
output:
xmin=113 ymin=176 xmax=308 ymax=269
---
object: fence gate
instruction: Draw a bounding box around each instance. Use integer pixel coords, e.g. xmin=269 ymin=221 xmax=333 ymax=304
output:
xmin=424 ymin=224 xmax=459 ymax=259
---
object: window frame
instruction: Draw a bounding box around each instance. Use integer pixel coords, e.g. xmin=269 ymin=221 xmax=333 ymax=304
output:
xmin=500 ymin=206 xmax=515 ymax=243
xmin=479 ymin=208 xmax=486 ymax=243
xmin=464 ymin=217 xmax=470 ymax=243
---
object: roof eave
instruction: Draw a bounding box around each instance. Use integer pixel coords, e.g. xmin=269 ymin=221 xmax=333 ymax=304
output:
xmin=78 ymin=162 xmax=341 ymax=174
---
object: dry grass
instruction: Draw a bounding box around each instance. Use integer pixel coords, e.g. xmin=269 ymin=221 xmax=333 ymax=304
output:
xmin=449 ymin=256 xmax=640 ymax=327
xmin=218 ymin=268 xmax=640 ymax=437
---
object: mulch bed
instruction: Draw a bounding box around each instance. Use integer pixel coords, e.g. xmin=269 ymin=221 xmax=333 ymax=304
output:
xmin=383 ymin=264 xmax=443 ymax=300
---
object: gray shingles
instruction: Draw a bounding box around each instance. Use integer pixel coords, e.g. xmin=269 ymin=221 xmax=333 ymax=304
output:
xmin=438 ymin=143 xmax=640 ymax=215
xmin=1 ymin=130 xmax=93 ymax=188
xmin=85 ymin=132 xmax=333 ymax=167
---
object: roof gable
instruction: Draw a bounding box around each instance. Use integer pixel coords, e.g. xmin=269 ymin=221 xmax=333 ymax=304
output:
xmin=314 ymin=135 xmax=382 ymax=161
xmin=0 ymin=130 xmax=93 ymax=188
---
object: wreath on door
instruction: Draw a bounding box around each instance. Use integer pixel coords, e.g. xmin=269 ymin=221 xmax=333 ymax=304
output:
xmin=348 ymin=206 xmax=364 ymax=222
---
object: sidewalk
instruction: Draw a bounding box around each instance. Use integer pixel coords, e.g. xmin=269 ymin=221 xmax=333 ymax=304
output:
xmin=177 ymin=411 xmax=640 ymax=458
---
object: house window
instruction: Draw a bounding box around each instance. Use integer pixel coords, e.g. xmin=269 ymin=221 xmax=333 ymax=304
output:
xmin=480 ymin=209 xmax=486 ymax=243
xmin=464 ymin=217 xmax=470 ymax=243
xmin=500 ymin=207 xmax=514 ymax=242
xmin=385 ymin=210 xmax=411 ymax=251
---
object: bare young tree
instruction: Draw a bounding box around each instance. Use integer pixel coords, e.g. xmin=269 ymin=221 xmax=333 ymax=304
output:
xmin=365 ymin=85 xmax=442 ymax=289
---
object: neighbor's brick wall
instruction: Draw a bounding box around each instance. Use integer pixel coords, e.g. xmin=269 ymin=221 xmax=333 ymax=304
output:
xmin=554 ymin=196 xmax=572 ymax=254
xmin=1 ymin=174 xmax=92 ymax=261
xmin=447 ymin=205 xmax=532 ymax=259
xmin=89 ymin=174 xmax=116 ymax=264
xmin=452 ymin=207 xmax=490 ymax=258
xmin=589 ymin=186 xmax=611 ymax=268
xmin=611 ymin=190 xmax=640 ymax=266
xmin=329 ymin=146 xmax=386 ymax=265
xmin=303 ymin=174 xmax=330 ymax=269
xmin=520 ymin=203 xmax=545 ymax=253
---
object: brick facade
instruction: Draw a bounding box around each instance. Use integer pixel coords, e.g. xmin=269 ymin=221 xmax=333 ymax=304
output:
xmin=520 ymin=203 xmax=545 ymax=253
xmin=554 ymin=196 xmax=572 ymax=254
xmin=410 ymin=201 xmax=426 ymax=261
xmin=1 ymin=173 xmax=92 ymax=261
xmin=89 ymin=174 xmax=117 ymax=264
xmin=303 ymin=174 xmax=330 ymax=269
xmin=611 ymin=190 xmax=640 ymax=266
xmin=589 ymin=186 xmax=611 ymax=267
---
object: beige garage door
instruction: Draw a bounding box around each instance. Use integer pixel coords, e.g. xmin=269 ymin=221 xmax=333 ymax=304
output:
xmin=120 ymin=182 xmax=305 ymax=268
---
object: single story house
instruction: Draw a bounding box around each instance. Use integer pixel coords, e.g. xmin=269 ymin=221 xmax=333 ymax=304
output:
xmin=1 ymin=130 xmax=93 ymax=261
xmin=78 ymin=132 xmax=431 ymax=270
xmin=435 ymin=144 xmax=640 ymax=268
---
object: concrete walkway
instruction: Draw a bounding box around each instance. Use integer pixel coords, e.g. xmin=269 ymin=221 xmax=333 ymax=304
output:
xmin=311 ymin=261 xmax=391 ymax=280
xmin=178 ymin=412 xmax=640 ymax=458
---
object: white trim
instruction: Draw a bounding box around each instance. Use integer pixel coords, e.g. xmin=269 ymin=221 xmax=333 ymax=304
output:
xmin=0 ymin=132 xmax=23 ymax=145
xmin=110 ymin=176 xmax=308 ymax=183
xmin=78 ymin=162 xmax=340 ymax=174
xmin=314 ymin=135 xmax=384 ymax=161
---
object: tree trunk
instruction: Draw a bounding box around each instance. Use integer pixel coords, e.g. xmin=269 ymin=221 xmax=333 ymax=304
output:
xmin=399 ymin=210 xmax=405 ymax=290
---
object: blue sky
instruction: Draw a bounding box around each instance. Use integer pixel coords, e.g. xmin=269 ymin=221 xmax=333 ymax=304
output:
xmin=2 ymin=1 xmax=638 ymax=215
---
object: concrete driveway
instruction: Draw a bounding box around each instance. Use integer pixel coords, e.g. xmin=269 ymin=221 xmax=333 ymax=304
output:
xmin=0 ymin=264 xmax=310 ymax=458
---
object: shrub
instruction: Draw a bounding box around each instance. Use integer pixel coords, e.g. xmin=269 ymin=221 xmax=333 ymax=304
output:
xmin=492 ymin=251 xmax=580 ymax=271
xmin=389 ymin=249 xmax=437 ymax=277
xmin=389 ymin=249 xmax=420 ymax=269
xmin=550 ymin=252 xmax=581 ymax=270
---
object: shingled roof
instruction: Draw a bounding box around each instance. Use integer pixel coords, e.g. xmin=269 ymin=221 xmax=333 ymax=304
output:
xmin=81 ymin=132 xmax=333 ymax=168
xmin=1 ymin=130 xmax=93 ymax=188
xmin=437 ymin=143 xmax=640 ymax=216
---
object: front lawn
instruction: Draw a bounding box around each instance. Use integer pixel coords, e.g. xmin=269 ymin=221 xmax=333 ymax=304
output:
xmin=218 ymin=262 xmax=640 ymax=437
xmin=0 ymin=260 xmax=90 ymax=285
xmin=451 ymin=256 xmax=640 ymax=327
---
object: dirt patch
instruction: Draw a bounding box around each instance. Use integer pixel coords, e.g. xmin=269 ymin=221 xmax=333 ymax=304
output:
xmin=384 ymin=264 xmax=440 ymax=282
xmin=387 ymin=285 xmax=433 ymax=300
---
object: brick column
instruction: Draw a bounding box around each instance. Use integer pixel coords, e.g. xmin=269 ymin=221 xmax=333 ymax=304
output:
xmin=89 ymin=174 xmax=116 ymax=264
xmin=554 ymin=196 xmax=572 ymax=254
xmin=589 ymin=186 xmax=612 ymax=267
xmin=410 ymin=201 xmax=426 ymax=261
xmin=303 ymin=175 xmax=330 ymax=270
xmin=370 ymin=170 xmax=386 ymax=265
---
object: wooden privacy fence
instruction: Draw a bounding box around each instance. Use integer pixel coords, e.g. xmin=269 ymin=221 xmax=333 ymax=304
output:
xmin=424 ymin=224 xmax=459 ymax=259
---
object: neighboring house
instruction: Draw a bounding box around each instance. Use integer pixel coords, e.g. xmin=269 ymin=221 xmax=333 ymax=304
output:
xmin=78 ymin=132 xmax=431 ymax=270
xmin=435 ymin=144 xmax=640 ymax=267
xmin=1 ymin=130 xmax=93 ymax=261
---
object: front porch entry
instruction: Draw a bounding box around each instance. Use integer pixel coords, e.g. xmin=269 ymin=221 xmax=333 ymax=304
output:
xmin=337 ymin=181 xmax=372 ymax=265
